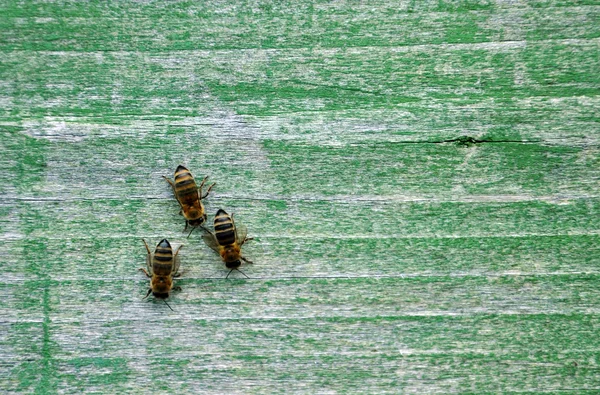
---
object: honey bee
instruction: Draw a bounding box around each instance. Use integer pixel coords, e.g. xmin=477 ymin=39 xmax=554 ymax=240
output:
xmin=202 ymin=209 xmax=253 ymax=278
xmin=163 ymin=165 xmax=215 ymax=237
xmin=140 ymin=239 xmax=183 ymax=310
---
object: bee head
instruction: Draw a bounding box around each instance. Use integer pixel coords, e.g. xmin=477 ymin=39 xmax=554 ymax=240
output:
xmin=152 ymin=292 xmax=169 ymax=299
xmin=225 ymin=259 xmax=242 ymax=269
xmin=143 ymin=286 xmax=174 ymax=311
xmin=150 ymin=292 xmax=174 ymax=311
xmin=188 ymin=216 xmax=205 ymax=227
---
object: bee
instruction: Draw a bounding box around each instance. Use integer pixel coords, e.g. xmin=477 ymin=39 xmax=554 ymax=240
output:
xmin=140 ymin=239 xmax=183 ymax=310
xmin=163 ymin=165 xmax=215 ymax=237
xmin=202 ymin=209 xmax=253 ymax=278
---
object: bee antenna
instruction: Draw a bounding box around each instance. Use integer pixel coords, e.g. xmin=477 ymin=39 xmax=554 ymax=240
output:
xmin=143 ymin=289 xmax=152 ymax=299
xmin=225 ymin=269 xmax=250 ymax=279
xmin=187 ymin=226 xmax=196 ymax=238
xmin=163 ymin=299 xmax=174 ymax=311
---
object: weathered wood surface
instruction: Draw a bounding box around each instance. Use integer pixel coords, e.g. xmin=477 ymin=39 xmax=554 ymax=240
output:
xmin=1 ymin=1 xmax=599 ymax=393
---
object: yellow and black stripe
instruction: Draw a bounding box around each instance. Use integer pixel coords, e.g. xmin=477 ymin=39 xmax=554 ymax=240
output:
xmin=173 ymin=165 xmax=199 ymax=205
xmin=214 ymin=209 xmax=236 ymax=246
xmin=152 ymin=238 xmax=174 ymax=276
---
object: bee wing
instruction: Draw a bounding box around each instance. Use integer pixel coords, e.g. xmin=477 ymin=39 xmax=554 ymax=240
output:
xmin=173 ymin=245 xmax=183 ymax=275
xmin=202 ymin=231 xmax=221 ymax=253
xmin=236 ymin=224 xmax=248 ymax=246
xmin=172 ymin=255 xmax=181 ymax=276
xmin=143 ymin=240 xmax=153 ymax=274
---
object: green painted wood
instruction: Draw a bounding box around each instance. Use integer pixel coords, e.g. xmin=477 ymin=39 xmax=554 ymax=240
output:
xmin=1 ymin=1 xmax=599 ymax=393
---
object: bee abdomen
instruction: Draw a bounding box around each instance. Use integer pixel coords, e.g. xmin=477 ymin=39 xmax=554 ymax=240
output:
xmin=216 ymin=229 xmax=235 ymax=246
xmin=153 ymin=239 xmax=174 ymax=275
xmin=155 ymin=239 xmax=172 ymax=254
xmin=174 ymin=166 xmax=199 ymax=198
xmin=214 ymin=209 xmax=236 ymax=246
xmin=154 ymin=241 xmax=173 ymax=263
xmin=154 ymin=254 xmax=173 ymax=262
xmin=153 ymin=261 xmax=173 ymax=273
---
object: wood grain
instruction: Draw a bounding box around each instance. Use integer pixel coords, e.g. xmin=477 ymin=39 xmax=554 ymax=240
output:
xmin=1 ymin=0 xmax=599 ymax=393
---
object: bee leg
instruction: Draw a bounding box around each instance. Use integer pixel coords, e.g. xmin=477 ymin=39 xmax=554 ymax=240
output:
xmin=142 ymin=239 xmax=152 ymax=254
xmin=139 ymin=268 xmax=152 ymax=278
xmin=225 ymin=269 xmax=235 ymax=279
xmin=142 ymin=240 xmax=153 ymax=274
xmin=201 ymin=183 xmax=216 ymax=199
xmin=198 ymin=175 xmax=209 ymax=189
xmin=241 ymin=256 xmax=253 ymax=265
xmin=178 ymin=209 xmax=183 ymax=216
xmin=173 ymin=245 xmax=184 ymax=259
xmin=143 ymin=288 xmax=152 ymax=299
xmin=162 ymin=176 xmax=175 ymax=189
xmin=241 ymin=237 xmax=254 ymax=246
xmin=173 ymin=269 xmax=186 ymax=278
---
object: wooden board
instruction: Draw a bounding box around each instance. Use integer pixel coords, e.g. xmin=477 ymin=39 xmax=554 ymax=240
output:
xmin=1 ymin=1 xmax=599 ymax=393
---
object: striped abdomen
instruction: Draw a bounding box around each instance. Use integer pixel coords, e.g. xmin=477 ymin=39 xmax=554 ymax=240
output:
xmin=152 ymin=239 xmax=174 ymax=276
xmin=214 ymin=209 xmax=236 ymax=246
xmin=173 ymin=165 xmax=200 ymax=207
